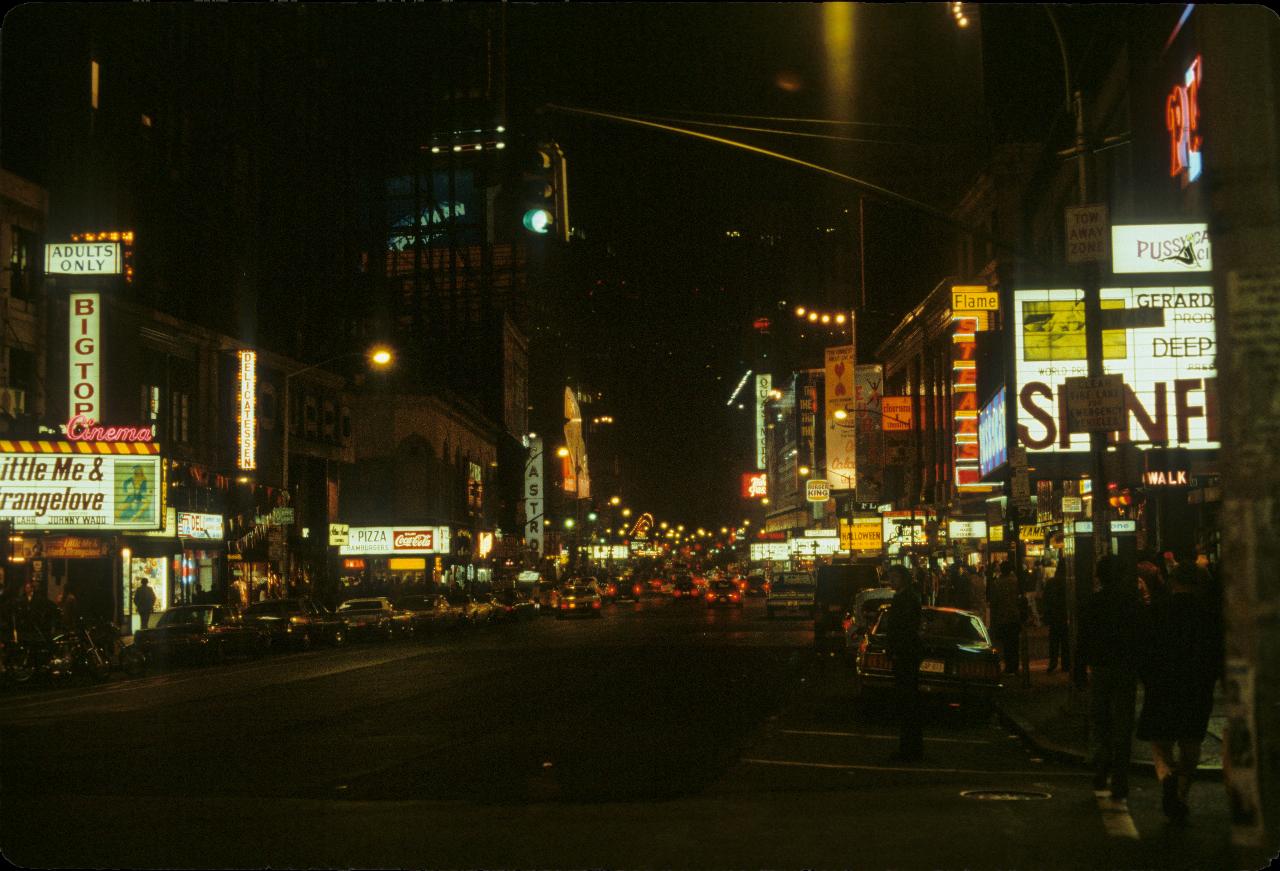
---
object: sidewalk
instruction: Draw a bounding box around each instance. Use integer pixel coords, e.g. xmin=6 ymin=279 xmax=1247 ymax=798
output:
xmin=995 ymin=625 xmax=1225 ymax=779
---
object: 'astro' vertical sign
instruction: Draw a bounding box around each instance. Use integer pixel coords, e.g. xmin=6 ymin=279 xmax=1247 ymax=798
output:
xmin=237 ymin=351 xmax=257 ymax=470
xmin=68 ymin=293 xmax=101 ymax=421
xmin=524 ymin=435 xmax=544 ymax=557
xmin=754 ymin=374 xmax=772 ymax=469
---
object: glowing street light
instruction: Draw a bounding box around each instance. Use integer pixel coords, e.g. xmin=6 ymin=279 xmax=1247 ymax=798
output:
xmin=369 ymin=347 xmax=394 ymax=366
xmin=564 ymin=518 xmax=575 ymax=529
xmin=557 ymin=446 xmax=570 ymax=458
xmin=799 ymin=466 xmax=811 ymax=477
xmin=621 ymin=508 xmax=632 ymax=518
xmin=610 ymin=496 xmax=621 ymax=506
xmin=834 ymin=408 xmax=848 ymax=420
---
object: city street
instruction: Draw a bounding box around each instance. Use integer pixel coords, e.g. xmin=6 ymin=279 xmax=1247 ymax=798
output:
xmin=0 ymin=596 xmax=1232 ymax=869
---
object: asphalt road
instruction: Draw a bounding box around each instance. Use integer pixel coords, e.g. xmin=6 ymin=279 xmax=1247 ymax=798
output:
xmin=0 ymin=595 xmax=1236 ymax=869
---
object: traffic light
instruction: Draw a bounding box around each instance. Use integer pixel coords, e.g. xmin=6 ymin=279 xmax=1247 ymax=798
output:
xmin=522 ymin=142 xmax=570 ymax=241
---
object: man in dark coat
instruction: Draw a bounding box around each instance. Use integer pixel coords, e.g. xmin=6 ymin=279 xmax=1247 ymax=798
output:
xmin=989 ymin=562 xmax=1022 ymax=675
xmin=1042 ymin=563 xmax=1070 ymax=673
xmin=1136 ymin=555 xmax=1224 ymax=822
xmin=1078 ymin=554 xmax=1146 ymax=800
xmin=884 ymin=565 xmax=923 ymax=762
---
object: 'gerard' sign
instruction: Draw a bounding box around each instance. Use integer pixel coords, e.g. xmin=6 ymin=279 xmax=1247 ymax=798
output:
xmin=44 ymin=243 xmax=122 ymax=275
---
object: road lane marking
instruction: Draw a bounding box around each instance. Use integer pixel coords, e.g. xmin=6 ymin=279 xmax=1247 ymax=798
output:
xmin=779 ymin=729 xmax=990 ymax=745
xmin=742 ymin=757 xmax=1092 ymax=776
xmin=1094 ymin=792 xmax=1140 ymax=839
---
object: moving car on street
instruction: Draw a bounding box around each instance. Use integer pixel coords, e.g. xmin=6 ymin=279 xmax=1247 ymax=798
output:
xmin=555 ymin=584 xmax=603 ymax=618
xmin=671 ymin=574 xmax=701 ymax=600
xmin=337 ymin=597 xmax=398 ymax=640
xmin=745 ymin=572 xmax=770 ymax=597
xmin=243 ymin=597 xmax=347 ymax=650
xmin=854 ymin=605 xmax=1002 ymax=713
xmin=133 ymin=605 xmax=269 ymax=665
xmin=766 ymin=571 xmax=816 ymax=619
xmin=447 ymin=591 xmax=495 ymax=626
xmin=533 ymin=579 xmax=560 ymax=614
xmin=705 ymin=579 xmax=744 ymax=609
xmin=814 ymin=563 xmax=882 ymax=653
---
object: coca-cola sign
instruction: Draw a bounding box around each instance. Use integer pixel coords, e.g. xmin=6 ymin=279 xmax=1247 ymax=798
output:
xmin=393 ymin=530 xmax=433 ymax=550
xmin=338 ymin=525 xmax=450 ymax=556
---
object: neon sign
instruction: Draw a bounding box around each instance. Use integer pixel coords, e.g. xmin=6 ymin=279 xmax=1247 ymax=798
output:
xmin=237 ymin=351 xmax=257 ymax=470
xmin=66 ymin=416 xmax=153 ymax=443
xmin=68 ymin=292 xmax=101 ymax=420
xmin=1166 ymin=55 xmax=1202 ymax=185
xmin=741 ymin=472 xmax=768 ymax=499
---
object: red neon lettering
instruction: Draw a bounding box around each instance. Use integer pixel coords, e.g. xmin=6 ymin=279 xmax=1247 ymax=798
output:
xmin=66 ymin=415 xmax=154 ymax=443
xmin=73 ymin=297 xmax=96 ymax=316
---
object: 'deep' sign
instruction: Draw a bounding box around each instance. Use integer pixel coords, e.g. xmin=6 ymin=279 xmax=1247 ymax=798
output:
xmin=0 ymin=450 xmax=163 ymax=530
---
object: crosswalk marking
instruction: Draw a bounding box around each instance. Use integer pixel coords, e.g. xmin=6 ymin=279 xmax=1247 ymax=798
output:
xmin=743 ymin=757 xmax=1092 ymax=777
xmin=778 ymin=728 xmax=990 ymax=745
xmin=1094 ymin=791 xmax=1140 ymax=839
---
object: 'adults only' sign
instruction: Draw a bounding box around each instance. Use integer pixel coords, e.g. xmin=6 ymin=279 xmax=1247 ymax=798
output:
xmin=44 ymin=242 xmax=122 ymax=275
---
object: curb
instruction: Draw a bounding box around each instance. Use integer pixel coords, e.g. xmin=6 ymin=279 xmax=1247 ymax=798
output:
xmin=995 ymin=698 xmax=1224 ymax=782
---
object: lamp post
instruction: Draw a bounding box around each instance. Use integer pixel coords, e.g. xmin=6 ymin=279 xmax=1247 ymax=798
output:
xmin=281 ymin=346 xmax=392 ymax=494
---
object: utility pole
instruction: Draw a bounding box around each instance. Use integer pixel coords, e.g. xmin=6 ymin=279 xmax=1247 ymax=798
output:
xmin=1200 ymin=6 xmax=1280 ymax=857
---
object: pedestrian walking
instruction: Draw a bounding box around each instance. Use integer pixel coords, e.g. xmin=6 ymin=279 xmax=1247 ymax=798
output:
xmin=133 ymin=579 xmax=157 ymax=630
xmin=1042 ymin=561 xmax=1070 ymax=673
xmin=58 ymin=584 xmax=79 ymax=633
xmin=884 ymin=564 xmax=923 ymax=762
xmin=989 ymin=562 xmax=1022 ymax=675
xmin=1136 ymin=555 xmax=1224 ymax=822
xmin=1136 ymin=552 xmax=1165 ymax=606
xmin=966 ymin=565 xmax=988 ymax=627
xmin=1079 ymin=554 xmax=1146 ymax=800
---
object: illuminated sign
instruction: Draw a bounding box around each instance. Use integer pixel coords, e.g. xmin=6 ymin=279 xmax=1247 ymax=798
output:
xmin=237 ymin=351 xmax=257 ymax=470
xmin=754 ymin=374 xmax=772 ymax=469
xmin=952 ymin=310 xmax=994 ymax=492
xmin=178 ymin=512 xmax=224 ymax=540
xmin=882 ymin=511 xmax=931 ymax=553
xmin=1013 ymin=287 xmax=1217 ymax=453
xmin=342 ymin=558 xmax=366 ymax=570
xmin=789 ymin=535 xmax=845 ymax=556
xmin=948 ymin=519 xmax=988 ymax=539
xmin=1166 ymin=55 xmax=1202 ymax=185
xmin=1111 ymin=223 xmax=1211 ymax=273
xmin=840 ymin=516 xmax=883 ymax=552
xmin=478 ymin=531 xmax=494 ymax=558
xmin=389 ymin=557 xmax=427 ymax=571
xmin=70 ymin=231 xmax=135 ymax=283
xmin=824 ymin=346 xmax=856 ymax=489
xmin=749 ymin=541 xmax=791 ymax=561
xmin=951 ymin=286 xmax=999 ymax=312
xmin=805 ymin=479 xmax=830 ymax=502
xmin=1143 ymin=468 xmax=1189 ymax=486
xmin=45 ymin=242 xmax=121 ymax=275
xmin=338 ymin=526 xmax=451 ymax=555
xmin=881 ymin=396 xmax=913 ymax=431
xmin=853 ymin=364 xmax=883 ymax=501
xmin=0 ymin=450 xmax=163 ymax=530
xmin=978 ymin=386 xmax=1008 ymax=479
xmin=524 ymin=435 xmax=544 ymax=556
xmin=742 ymin=472 xmax=768 ymax=499
xmin=66 ymin=415 xmax=153 ymax=443
xmin=68 ymin=293 xmax=101 ymax=420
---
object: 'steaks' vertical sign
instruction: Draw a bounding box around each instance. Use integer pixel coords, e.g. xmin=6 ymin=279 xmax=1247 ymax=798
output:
xmin=68 ymin=293 xmax=101 ymax=421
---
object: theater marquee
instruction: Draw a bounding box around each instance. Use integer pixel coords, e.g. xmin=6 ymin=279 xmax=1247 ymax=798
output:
xmin=0 ymin=441 xmax=164 ymax=530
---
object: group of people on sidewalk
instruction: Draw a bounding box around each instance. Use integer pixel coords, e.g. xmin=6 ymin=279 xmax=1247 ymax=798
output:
xmin=1079 ymin=548 xmax=1224 ymax=822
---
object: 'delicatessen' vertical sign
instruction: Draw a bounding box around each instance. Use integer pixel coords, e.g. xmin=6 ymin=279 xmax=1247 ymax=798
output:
xmin=68 ymin=293 xmax=101 ymax=421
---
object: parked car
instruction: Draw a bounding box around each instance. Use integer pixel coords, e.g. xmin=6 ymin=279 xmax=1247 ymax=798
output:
xmin=336 ymin=597 xmax=398 ymax=640
xmin=394 ymin=593 xmax=459 ymax=636
xmin=243 ymin=597 xmax=347 ymax=650
xmin=133 ymin=605 xmax=269 ymax=665
xmin=490 ymin=589 xmax=537 ymax=621
xmin=766 ymin=572 xmax=816 ymax=619
xmin=844 ymin=587 xmax=897 ymax=653
xmin=555 ymin=584 xmax=603 ymax=618
xmin=447 ymin=591 xmax=495 ymax=626
xmin=854 ymin=605 xmax=1002 ymax=713
xmin=533 ymin=579 xmax=560 ymax=614
xmin=705 ymin=579 xmax=743 ymax=609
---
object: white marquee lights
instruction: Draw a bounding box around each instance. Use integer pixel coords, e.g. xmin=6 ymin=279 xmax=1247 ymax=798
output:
xmin=237 ymin=350 xmax=257 ymax=471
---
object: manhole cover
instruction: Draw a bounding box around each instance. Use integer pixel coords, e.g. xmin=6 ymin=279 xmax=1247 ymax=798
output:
xmin=960 ymin=789 xmax=1052 ymax=801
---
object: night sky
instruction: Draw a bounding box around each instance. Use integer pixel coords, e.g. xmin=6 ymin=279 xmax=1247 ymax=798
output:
xmin=2 ymin=3 xmax=1122 ymax=529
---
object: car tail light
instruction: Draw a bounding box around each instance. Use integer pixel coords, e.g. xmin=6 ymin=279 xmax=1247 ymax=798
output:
xmin=730 ymin=593 xmax=740 ymax=601
xmin=560 ymin=603 xmax=569 ymax=610
xmin=592 ymin=601 xmax=601 ymax=609
xmin=633 ymin=585 xmax=642 ymax=596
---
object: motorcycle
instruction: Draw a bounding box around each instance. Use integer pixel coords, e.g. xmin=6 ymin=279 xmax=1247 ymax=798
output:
xmin=2 ymin=618 xmax=114 ymax=685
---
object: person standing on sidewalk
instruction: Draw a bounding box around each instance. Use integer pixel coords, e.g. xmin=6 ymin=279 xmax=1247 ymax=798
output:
xmin=989 ymin=562 xmax=1022 ymax=675
xmin=1042 ymin=561 xmax=1070 ymax=674
xmin=1136 ymin=554 xmax=1224 ymax=823
xmin=1079 ymin=554 xmax=1146 ymax=800
xmin=885 ymin=565 xmax=923 ymax=763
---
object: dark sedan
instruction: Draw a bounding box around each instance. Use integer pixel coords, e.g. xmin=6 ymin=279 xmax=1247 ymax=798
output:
xmin=671 ymin=575 xmax=701 ymax=600
xmin=555 ymin=584 xmax=603 ymax=618
xmin=705 ymin=579 xmax=743 ymax=609
xmin=134 ymin=605 xmax=269 ymax=665
xmin=490 ymin=589 xmax=537 ymax=621
xmin=243 ymin=597 xmax=347 ymax=650
xmin=854 ymin=606 xmax=1002 ymax=712
xmin=395 ymin=594 xmax=458 ymax=636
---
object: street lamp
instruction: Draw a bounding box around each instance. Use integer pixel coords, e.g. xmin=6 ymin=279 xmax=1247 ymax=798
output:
xmin=283 ymin=346 xmax=393 ymax=491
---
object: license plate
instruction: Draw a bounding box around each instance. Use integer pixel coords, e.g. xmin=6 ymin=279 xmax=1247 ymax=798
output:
xmin=920 ymin=660 xmax=946 ymax=674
